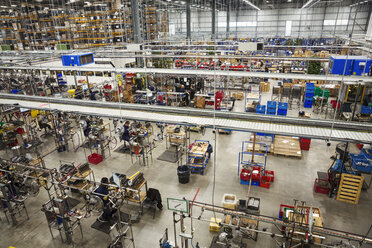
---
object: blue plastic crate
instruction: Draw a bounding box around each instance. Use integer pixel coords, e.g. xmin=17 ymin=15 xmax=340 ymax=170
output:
xmin=251 ymin=180 xmax=260 ymax=186
xmin=277 ymin=109 xmax=287 ymax=116
xmin=361 ymin=149 xmax=372 ymax=159
xmin=305 ymin=92 xmax=314 ymax=97
xmin=304 ymin=96 xmax=313 ymax=102
xmin=304 ymin=102 xmax=313 ymax=108
xmin=267 ymin=101 xmax=277 ymax=109
xmin=350 ymin=153 xmax=372 ymax=173
xmin=361 ymin=105 xmax=372 ymax=115
xmin=256 ymin=105 xmax=266 ymax=114
xmin=240 ymin=179 xmax=260 ymax=186
xmin=240 ymin=179 xmax=250 ymax=185
xmin=11 ymin=89 xmax=21 ymax=94
xmin=267 ymin=110 xmax=276 ymax=115
xmin=278 ymin=102 xmax=288 ymax=109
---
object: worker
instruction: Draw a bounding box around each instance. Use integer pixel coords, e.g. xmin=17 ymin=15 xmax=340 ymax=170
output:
xmin=94 ymin=177 xmax=109 ymax=200
xmin=179 ymin=84 xmax=186 ymax=93
xmin=89 ymin=90 xmax=96 ymax=100
xmin=94 ymin=177 xmax=117 ymax=223
xmin=121 ymin=121 xmax=131 ymax=142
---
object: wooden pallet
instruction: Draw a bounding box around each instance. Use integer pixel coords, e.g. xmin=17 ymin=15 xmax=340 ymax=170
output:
xmin=336 ymin=174 xmax=363 ymax=205
xmin=272 ymin=135 xmax=302 ymax=158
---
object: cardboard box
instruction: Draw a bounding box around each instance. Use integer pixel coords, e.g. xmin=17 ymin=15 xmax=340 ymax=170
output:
xmin=232 ymin=92 xmax=244 ymax=100
xmin=260 ymin=82 xmax=270 ymax=92
xmin=196 ymin=96 xmax=205 ymax=109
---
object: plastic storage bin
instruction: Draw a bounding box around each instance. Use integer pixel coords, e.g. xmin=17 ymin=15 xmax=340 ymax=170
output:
xmin=88 ymin=153 xmax=103 ymax=165
xmin=240 ymin=169 xmax=251 ymax=181
xmin=256 ymin=105 xmax=266 ymax=114
xmin=361 ymin=148 xmax=372 ymax=159
xmin=264 ymin=170 xmax=275 ymax=182
xmin=260 ymin=176 xmax=271 ymax=188
xmin=222 ymin=194 xmax=237 ymax=210
xmin=209 ymin=217 xmax=222 ymax=232
xmin=349 ymin=153 xmax=372 ymax=173
xmin=300 ymin=138 xmax=311 ymax=150
xmin=267 ymin=101 xmax=277 ymax=115
xmin=314 ymin=178 xmax=330 ymax=194
xmin=277 ymin=102 xmax=288 ymax=116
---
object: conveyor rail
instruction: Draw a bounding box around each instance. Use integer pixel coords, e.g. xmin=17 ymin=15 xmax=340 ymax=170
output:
xmin=191 ymin=201 xmax=372 ymax=244
xmin=0 ymin=94 xmax=371 ymax=143
xmin=0 ymin=65 xmax=371 ymax=82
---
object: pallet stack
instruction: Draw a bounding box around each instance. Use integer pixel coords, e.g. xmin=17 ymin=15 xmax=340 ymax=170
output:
xmin=336 ymin=174 xmax=363 ymax=204
xmin=272 ymin=135 xmax=302 ymax=158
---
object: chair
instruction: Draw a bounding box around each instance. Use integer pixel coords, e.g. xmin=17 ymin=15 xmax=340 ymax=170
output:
xmin=143 ymin=198 xmax=157 ymax=219
xmin=143 ymin=188 xmax=162 ymax=219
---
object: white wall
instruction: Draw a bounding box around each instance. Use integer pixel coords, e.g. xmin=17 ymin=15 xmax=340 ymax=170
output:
xmin=168 ymin=5 xmax=370 ymax=39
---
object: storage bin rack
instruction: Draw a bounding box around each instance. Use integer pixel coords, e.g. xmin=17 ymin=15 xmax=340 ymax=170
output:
xmin=244 ymin=87 xmax=261 ymax=112
xmin=277 ymin=102 xmax=288 ymax=116
xmin=304 ymin=83 xmax=314 ymax=108
xmin=266 ymin=101 xmax=277 ymax=115
xmin=187 ymin=140 xmax=210 ymax=175
xmin=238 ymin=141 xmax=268 ymax=176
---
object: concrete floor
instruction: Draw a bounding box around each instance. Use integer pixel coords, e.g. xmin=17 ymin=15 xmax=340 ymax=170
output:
xmin=1 ymin=90 xmax=371 ymax=248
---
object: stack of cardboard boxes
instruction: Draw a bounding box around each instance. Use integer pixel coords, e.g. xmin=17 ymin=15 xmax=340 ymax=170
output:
xmin=260 ymin=82 xmax=270 ymax=92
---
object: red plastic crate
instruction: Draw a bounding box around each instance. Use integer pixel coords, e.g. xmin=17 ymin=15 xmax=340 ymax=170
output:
xmin=251 ymin=169 xmax=261 ymax=181
xmin=260 ymin=177 xmax=271 ymax=188
xmin=356 ymin=143 xmax=364 ymax=150
xmin=240 ymin=169 xmax=251 ymax=181
xmin=279 ymin=204 xmax=294 ymax=220
xmin=88 ymin=153 xmax=103 ymax=165
xmin=300 ymin=138 xmax=311 ymax=144
xmin=300 ymin=143 xmax=311 ymax=150
xmin=314 ymin=178 xmax=330 ymax=194
xmin=264 ymin=170 xmax=275 ymax=182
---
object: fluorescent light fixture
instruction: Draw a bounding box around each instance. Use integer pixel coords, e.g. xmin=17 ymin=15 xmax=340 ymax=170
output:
xmin=302 ymin=0 xmax=315 ymax=8
xmin=243 ymin=0 xmax=261 ymax=10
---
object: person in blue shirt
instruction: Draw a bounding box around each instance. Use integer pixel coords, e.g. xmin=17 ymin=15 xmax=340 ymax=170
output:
xmin=121 ymin=121 xmax=131 ymax=142
xmin=94 ymin=177 xmax=109 ymax=199
xmin=94 ymin=177 xmax=117 ymax=223
xmin=89 ymin=90 xmax=96 ymax=100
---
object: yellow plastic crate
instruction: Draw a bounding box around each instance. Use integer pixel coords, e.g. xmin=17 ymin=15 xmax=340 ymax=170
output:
xmin=209 ymin=217 xmax=222 ymax=232
xmin=68 ymin=89 xmax=76 ymax=96
xmin=30 ymin=109 xmax=39 ymax=118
